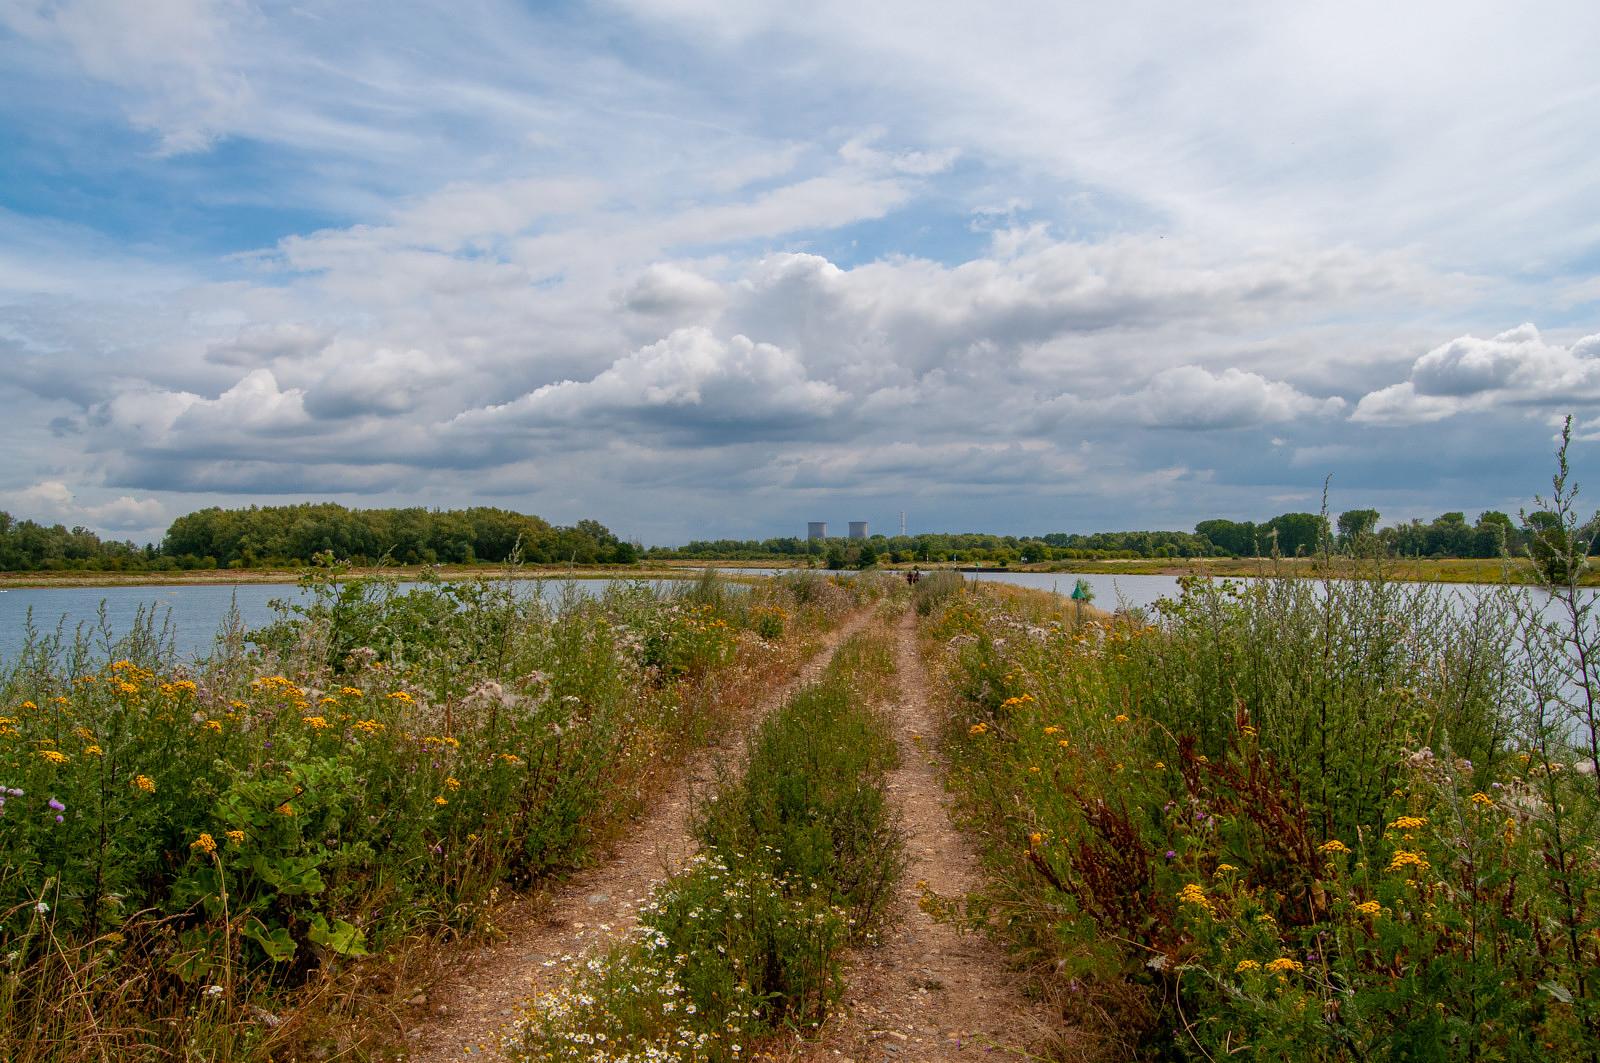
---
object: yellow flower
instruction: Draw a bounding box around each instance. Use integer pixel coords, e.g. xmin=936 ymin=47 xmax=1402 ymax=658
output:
xmin=445 ymin=777 xmax=461 ymax=791
xmin=84 ymin=744 xmax=103 ymax=756
xmin=1113 ymin=714 xmax=1130 ymax=723
xmin=190 ymin=833 xmax=217 ymax=855
xmin=339 ymin=686 xmax=364 ymax=698
xmin=1469 ymin=792 xmax=1494 ymax=807
xmin=968 ymin=722 xmax=988 ymax=736
xmin=1318 ymin=839 xmax=1351 ymax=854
xmin=353 ymin=719 xmax=384 ymax=735
xmin=1176 ymin=883 xmax=1214 ymax=913
xmin=1028 ymin=765 xmax=1040 ymax=774
xmin=1214 ymin=863 xmax=1238 ymax=874
xmin=434 ymin=795 xmax=449 ymax=806
xmin=73 ymin=726 xmax=94 ymax=741
xmin=203 ymin=719 xmax=223 ymax=733
xmin=275 ymin=802 xmax=295 ymax=817
xmin=1355 ymin=900 xmax=1381 ymax=917
xmin=301 ymin=715 xmax=330 ymax=730
xmin=22 ymin=700 xmax=38 ymax=710
xmin=225 ymin=830 xmax=245 ymax=846
xmin=1266 ymin=957 xmax=1304 ymax=974
xmin=497 ymin=753 xmax=523 ymax=765
xmin=1028 ymin=832 xmax=1043 ymax=846
xmin=1388 ymin=815 xmax=1428 ymax=831
xmin=1057 ymin=739 xmax=1071 ymax=748
xmin=1386 ymin=849 xmax=1431 ymax=873
xmin=387 ymin=691 xmax=414 ymax=703
xmin=1153 ymin=761 xmax=1165 ymax=769
xmin=132 ymin=775 xmax=156 ymax=794
xmin=37 ymin=749 xmax=69 ymax=765
xmin=1235 ymin=959 xmax=1262 ymax=973
xmin=1042 ymin=726 xmax=1060 ymax=735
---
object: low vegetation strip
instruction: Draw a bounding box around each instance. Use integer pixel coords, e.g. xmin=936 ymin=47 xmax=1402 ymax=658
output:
xmin=924 ymin=542 xmax=1600 ymax=1060
xmin=0 ymin=567 xmax=871 ymax=1061
xmin=503 ymin=627 xmax=905 ymax=1062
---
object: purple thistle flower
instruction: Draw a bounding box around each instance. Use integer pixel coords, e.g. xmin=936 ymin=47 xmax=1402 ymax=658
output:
xmin=1165 ymin=850 xmax=1177 ymax=860
xmin=48 ymin=797 xmax=65 ymax=812
xmin=54 ymin=815 xmax=64 ymax=823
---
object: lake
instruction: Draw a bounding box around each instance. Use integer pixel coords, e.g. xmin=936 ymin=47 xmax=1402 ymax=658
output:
xmin=0 ymin=578 xmax=676 ymax=665
xmin=0 ymin=568 xmax=1583 ymax=668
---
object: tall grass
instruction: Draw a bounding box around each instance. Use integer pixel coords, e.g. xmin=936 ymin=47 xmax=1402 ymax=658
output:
xmin=0 ymin=567 xmax=865 ymax=1061
xmin=926 ymin=435 xmax=1600 ymax=1059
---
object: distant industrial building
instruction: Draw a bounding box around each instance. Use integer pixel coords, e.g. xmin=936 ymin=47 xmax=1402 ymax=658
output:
xmin=848 ymin=521 xmax=868 ymax=540
xmin=807 ymin=522 xmax=828 ymax=540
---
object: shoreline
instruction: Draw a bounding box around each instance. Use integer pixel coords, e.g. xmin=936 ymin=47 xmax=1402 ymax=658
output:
xmin=0 ymin=555 xmax=1590 ymax=589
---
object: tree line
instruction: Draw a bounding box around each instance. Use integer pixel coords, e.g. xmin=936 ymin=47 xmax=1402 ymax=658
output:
xmin=0 ymin=504 xmax=635 ymax=572
xmin=648 ymin=508 xmax=1594 ymax=566
xmin=1 ymin=502 xmax=1591 ymax=573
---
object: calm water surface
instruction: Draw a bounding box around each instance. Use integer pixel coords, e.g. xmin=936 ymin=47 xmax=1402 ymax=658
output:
xmin=0 ymin=578 xmax=666 ymax=665
xmin=0 ymin=569 xmax=1582 ymax=667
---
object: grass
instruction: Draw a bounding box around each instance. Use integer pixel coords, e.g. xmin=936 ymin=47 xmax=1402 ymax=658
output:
xmin=503 ymin=626 xmax=906 ymax=1063
xmin=0 ymin=566 xmax=877 ymax=1061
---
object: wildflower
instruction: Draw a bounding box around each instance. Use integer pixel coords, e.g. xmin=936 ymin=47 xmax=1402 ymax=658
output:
xmin=84 ymin=745 xmax=103 ymax=756
xmin=968 ymin=722 xmax=988 ymax=736
xmin=496 ymin=752 xmax=522 ymax=765
xmin=435 ymin=795 xmax=449 ymax=806
xmin=387 ymin=691 xmax=414 ymax=703
xmin=339 ymin=686 xmax=364 ymax=698
xmin=34 ymin=901 xmax=48 ymax=914
xmin=1028 ymin=832 xmax=1043 ymax=846
xmin=1043 ymin=725 xmax=1060 ymax=735
xmin=1241 ymin=724 xmax=1258 ymax=737
xmin=301 ymin=716 xmax=330 ymax=730
xmin=37 ymin=750 xmax=69 ymax=765
xmin=1469 ymin=792 xmax=1494 ymax=807
xmin=275 ymin=802 xmax=294 ymax=817
xmin=1386 ymin=850 xmax=1431 ymax=873
xmin=1318 ymin=839 xmax=1351 ymax=854
xmin=1058 ymin=738 xmax=1071 ymax=748
xmin=132 ymin=775 xmax=156 ymax=794
xmin=48 ymin=797 xmax=65 ymax=812
xmin=22 ymin=700 xmax=38 ymax=710
xmin=203 ymin=720 xmax=223 ymax=734
xmin=1266 ymin=957 xmax=1304 ymax=974
xmin=1214 ymin=863 xmax=1237 ymax=874
xmin=1114 ymin=714 xmax=1130 ymax=723
xmin=225 ymin=830 xmax=245 ymax=846
xmin=190 ymin=833 xmax=217 ymax=855
xmin=1388 ymin=815 xmax=1427 ymax=831
xmin=1235 ymin=959 xmax=1262 ymax=973
xmin=1153 ymin=760 xmax=1165 ymax=769
xmin=1355 ymin=901 xmax=1381 ymax=917
xmin=73 ymin=726 xmax=94 ymax=741
xmin=1177 ymin=883 xmax=1215 ymax=913
xmin=445 ymin=776 xmax=461 ymax=791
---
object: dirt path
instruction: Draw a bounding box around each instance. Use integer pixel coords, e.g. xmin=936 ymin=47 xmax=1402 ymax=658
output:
xmin=403 ymin=609 xmax=877 ymax=1062
xmin=785 ymin=608 xmax=1069 ymax=1062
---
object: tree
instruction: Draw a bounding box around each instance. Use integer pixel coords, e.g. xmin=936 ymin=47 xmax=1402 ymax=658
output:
xmin=1264 ymin=512 xmax=1328 ymax=556
xmin=1336 ymin=509 xmax=1379 ymax=549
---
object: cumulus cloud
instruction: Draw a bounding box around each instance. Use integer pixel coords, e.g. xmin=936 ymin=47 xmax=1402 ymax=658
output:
xmin=1353 ymin=325 xmax=1600 ymax=425
xmin=1130 ymin=366 xmax=1345 ymax=430
xmin=451 ymin=327 xmax=844 ymax=442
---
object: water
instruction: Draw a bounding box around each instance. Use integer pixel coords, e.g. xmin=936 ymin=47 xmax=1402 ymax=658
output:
xmin=0 ymin=578 xmax=668 ymax=665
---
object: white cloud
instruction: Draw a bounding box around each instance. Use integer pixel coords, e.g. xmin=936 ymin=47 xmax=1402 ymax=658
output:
xmin=1130 ymin=366 xmax=1344 ymax=430
xmin=1353 ymin=325 xmax=1600 ymax=425
xmin=452 ymin=327 xmax=844 ymax=439
xmin=1 ymin=0 xmax=252 ymax=154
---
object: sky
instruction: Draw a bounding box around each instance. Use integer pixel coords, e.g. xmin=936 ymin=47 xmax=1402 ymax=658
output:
xmin=1 ymin=0 xmax=1598 ymax=547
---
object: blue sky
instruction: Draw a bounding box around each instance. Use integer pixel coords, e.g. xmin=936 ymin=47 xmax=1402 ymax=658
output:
xmin=1 ymin=0 xmax=1598 ymax=545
